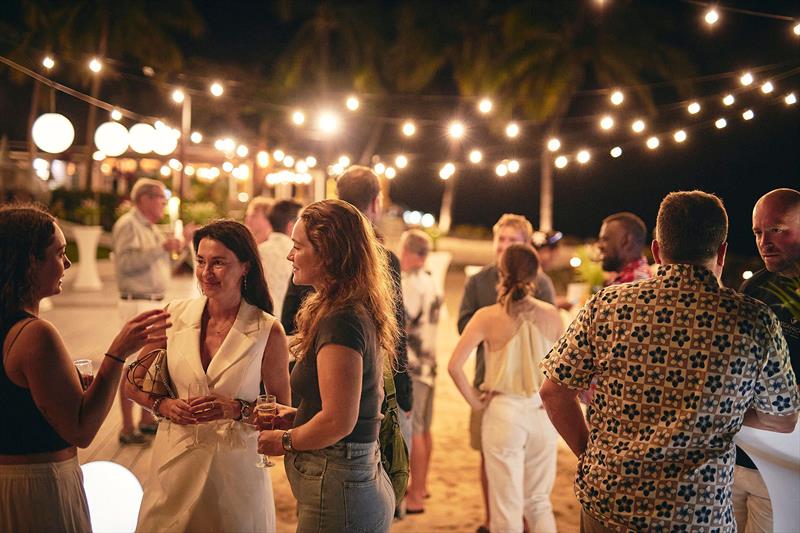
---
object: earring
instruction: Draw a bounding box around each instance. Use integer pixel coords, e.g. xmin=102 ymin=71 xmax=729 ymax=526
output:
xmin=242 ymin=276 xmax=248 ymax=292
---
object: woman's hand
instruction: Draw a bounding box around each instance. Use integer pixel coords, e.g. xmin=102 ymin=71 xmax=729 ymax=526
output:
xmin=258 ymin=429 xmax=286 ymax=456
xmin=255 ymin=403 xmax=296 ymax=430
xmin=189 ymin=392 xmax=240 ymax=422
xmin=160 ymin=398 xmax=196 ymax=425
xmin=108 ymin=309 xmax=171 ymax=359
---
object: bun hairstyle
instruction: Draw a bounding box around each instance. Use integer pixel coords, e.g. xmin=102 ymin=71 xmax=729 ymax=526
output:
xmin=497 ymin=243 xmax=539 ymax=313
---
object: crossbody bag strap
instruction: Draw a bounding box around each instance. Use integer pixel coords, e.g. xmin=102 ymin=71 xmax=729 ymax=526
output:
xmin=383 ymin=366 xmax=399 ymax=412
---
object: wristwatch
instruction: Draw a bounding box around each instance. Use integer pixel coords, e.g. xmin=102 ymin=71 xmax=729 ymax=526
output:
xmin=281 ymin=430 xmax=295 ymax=452
xmin=235 ymin=399 xmax=252 ymax=421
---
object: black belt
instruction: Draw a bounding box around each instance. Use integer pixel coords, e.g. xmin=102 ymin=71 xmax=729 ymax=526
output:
xmin=120 ymin=293 xmax=164 ymax=301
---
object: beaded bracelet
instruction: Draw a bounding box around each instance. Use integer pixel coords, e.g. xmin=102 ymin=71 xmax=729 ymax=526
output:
xmin=104 ymin=352 xmax=126 ymax=364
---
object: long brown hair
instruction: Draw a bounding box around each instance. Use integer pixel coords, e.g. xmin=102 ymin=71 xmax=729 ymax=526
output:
xmin=290 ymin=199 xmax=399 ymax=364
xmin=0 ymin=204 xmax=56 ymax=320
xmin=497 ymin=243 xmax=539 ymax=314
xmin=193 ymin=219 xmax=273 ymax=314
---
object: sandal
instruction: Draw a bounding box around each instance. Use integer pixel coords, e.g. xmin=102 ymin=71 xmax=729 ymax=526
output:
xmin=119 ymin=432 xmax=150 ymax=446
xmin=139 ymin=423 xmax=158 ymax=435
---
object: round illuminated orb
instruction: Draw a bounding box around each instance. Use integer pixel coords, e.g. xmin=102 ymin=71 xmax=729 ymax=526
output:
xmin=152 ymin=127 xmax=178 ymax=156
xmin=94 ymin=121 xmax=129 ymax=157
xmin=32 ymin=113 xmax=75 ymax=154
xmin=129 ymin=123 xmax=156 ymax=154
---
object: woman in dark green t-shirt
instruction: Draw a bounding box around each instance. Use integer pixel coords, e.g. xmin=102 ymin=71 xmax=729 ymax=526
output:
xmin=258 ymin=199 xmax=400 ymax=532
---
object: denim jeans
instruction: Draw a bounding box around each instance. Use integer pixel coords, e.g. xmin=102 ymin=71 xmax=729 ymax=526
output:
xmin=285 ymin=440 xmax=394 ymax=533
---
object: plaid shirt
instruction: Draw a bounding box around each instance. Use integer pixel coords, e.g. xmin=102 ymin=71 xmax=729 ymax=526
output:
xmin=542 ymin=264 xmax=800 ymax=532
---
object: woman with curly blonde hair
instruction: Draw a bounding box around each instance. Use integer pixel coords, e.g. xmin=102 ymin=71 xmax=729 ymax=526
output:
xmin=258 ymin=198 xmax=399 ymax=532
xmin=449 ymin=243 xmax=564 ymax=533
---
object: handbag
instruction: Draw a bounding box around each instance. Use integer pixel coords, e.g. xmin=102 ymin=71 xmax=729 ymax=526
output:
xmin=126 ymin=348 xmax=176 ymax=398
xmin=379 ymin=367 xmax=410 ymax=504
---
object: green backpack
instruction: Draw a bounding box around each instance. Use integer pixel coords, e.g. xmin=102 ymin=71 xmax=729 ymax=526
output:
xmin=379 ymin=368 xmax=410 ymax=504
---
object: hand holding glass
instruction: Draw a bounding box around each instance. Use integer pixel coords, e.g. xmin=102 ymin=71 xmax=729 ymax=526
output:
xmin=187 ymin=380 xmax=209 ymax=446
xmin=74 ymin=359 xmax=94 ymax=390
xmin=255 ymin=394 xmax=277 ymax=468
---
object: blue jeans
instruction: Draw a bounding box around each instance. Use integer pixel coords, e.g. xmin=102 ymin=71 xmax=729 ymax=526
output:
xmin=285 ymin=440 xmax=394 ymax=533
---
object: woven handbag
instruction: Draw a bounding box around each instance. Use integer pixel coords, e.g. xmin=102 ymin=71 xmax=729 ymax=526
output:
xmin=126 ymin=348 xmax=176 ymax=398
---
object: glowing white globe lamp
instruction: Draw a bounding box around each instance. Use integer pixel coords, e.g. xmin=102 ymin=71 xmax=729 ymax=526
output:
xmin=32 ymin=113 xmax=75 ymax=154
xmin=81 ymin=461 xmax=143 ymax=533
xmin=129 ymin=123 xmax=156 ymax=154
xmin=94 ymin=122 xmax=129 ymax=157
xmin=152 ymin=127 xmax=178 ymax=156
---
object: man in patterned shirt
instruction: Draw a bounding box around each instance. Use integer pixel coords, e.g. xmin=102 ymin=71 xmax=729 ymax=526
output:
xmin=598 ymin=212 xmax=652 ymax=286
xmin=540 ymin=190 xmax=800 ymax=532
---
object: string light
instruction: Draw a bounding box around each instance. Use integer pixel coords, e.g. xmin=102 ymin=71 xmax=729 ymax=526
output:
xmin=402 ymin=120 xmax=416 ymax=137
xmin=610 ymin=146 xmax=622 ymax=158
xmin=190 ymin=131 xmax=202 ymax=143
xmin=236 ymin=145 xmax=249 ymax=158
xmin=576 ymin=150 xmax=591 ymax=164
xmin=505 ymin=122 xmax=520 ymax=138
xmin=292 ymin=110 xmax=305 ymax=125
xmin=159 ymin=165 xmax=171 ymax=176
xmin=346 ymin=96 xmax=360 ymax=111
xmin=171 ymin=89 xmax=185 ymax=104
xmin=674 ymin=130 xmax=687 ymax=143
xmin=42 ymin=56 xmax=54 ymax=70
xmin=305 ymin=156 xmax=317 ymax=168
xmin=257 ymin=151 xmax=269 ymax=167
xmin=722 ymin=94 xmax=735 ymax=106
xmin=283 ymin=155 xmax=295 ymax=168
xmin=646 ymin=136 xmax=660 ymax=149
xmin=687 ymin=102 xmax=701 ymax=114
xmin=600 ymin=115 xmax=614 ymax=130
xmin=742 ymin=109 xmax=754 ymax=120
xmin=704 ymin=8 xmax=719 ymax=26
xmin=185 ymin=165 xmax=195 ymax=176
xmin=610 ymin=90 xmax=624 ymax=106
xmin=495 ymin=162 xmax=508 ymax=177
xmin=294 ymin=159 xmax=307 ymax=173
xmin=210 ymin=82 xmax=224 ymax=97
xmin=786 ymin=93 xmax=797 ymax=105
xmin=570 ymin=257 xmax=582 ymax=268
xmin=374 ymin=162 xmax=386 ymax=175
xmin=715 ymin=118 xmax=727 ymax=129
xmin=317 ymin=111 xmax=340 ymax=134
xmin=385 ymin=166 xmax=397 ymax=179
xmin=478 ymin=98 xmax=493 ymax=114
xmin=794 ymin=22 xmax=800 ymax=36
xmin=222 ymin=161 xmax=234 ymax=172
xmin=554 ymin=156 xmax=568 ymax=169
xmin=395 ymin=154 xmax=408 ymax=168
xmin=631 ymin=119 xmax=646 ymax=133
xmin=89 ymin=58 xmax=102 ymax=73
xmin=273 ymin=149 xmax=285 ymax=162
xmin=547 ymin=138 xmax=561 ymax=152
xmin=338 ymin=155 xmax=351 ymax=167
xmin=760 ymin=81 xmax=774 ymax=94
xmin=439 ymin=162 xmax=455 ymax=180
xmin=507 ymin=159 xmax=520 ymax=173
xmin=469 ymin=149 xmax=482 ymax=164
xmin=168 ymin=158 xmax=182 ymax=171
xmin=448 ymin=121 xmax=465 ymax=139
xmin=740 ymin=72 xmax=754 ymax=86
xmin=110 ymin=109 xmax=123 ymax=121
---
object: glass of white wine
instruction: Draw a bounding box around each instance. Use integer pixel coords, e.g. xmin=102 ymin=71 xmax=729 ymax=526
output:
xmin=255 ymin=394 xmax=277 ymax=468
xmin=187 ymin=380 xmax=209 ymax=447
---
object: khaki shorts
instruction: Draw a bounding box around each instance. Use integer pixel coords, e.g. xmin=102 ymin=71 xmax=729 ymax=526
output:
xmin=411 ymin=379 xmax=434 ymax=435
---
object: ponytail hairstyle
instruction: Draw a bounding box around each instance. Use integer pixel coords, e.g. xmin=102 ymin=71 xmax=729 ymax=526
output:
xmin=497 ymin=243 xmax=540 ymax=314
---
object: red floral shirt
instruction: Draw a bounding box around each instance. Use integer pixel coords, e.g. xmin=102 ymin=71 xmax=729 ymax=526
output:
xmin=607 ymin=257 xmax=652 ymax=286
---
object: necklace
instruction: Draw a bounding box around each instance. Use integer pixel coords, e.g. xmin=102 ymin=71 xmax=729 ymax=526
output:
xmin=203 ymin=310 xmax=237 ymax=336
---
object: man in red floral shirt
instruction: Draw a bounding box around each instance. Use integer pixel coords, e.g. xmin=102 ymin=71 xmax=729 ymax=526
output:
xmin=598 ymin=212 xmax=652 ymax=286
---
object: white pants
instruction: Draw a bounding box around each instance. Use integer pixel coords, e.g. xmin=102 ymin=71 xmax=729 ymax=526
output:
xmin=482 ymin=394 xmax=558 ymax=533
xmin=732 ymin=465 xmax=772 ymax=533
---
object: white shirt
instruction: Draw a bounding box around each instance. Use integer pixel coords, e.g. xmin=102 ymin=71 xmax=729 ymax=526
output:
xmin=258 ymin=232 xmax=293 ymax=319
xmin=111 ymin=207 xmax=170 ymax=296
xmin=401 ymin=268 xmax=442 ymax=386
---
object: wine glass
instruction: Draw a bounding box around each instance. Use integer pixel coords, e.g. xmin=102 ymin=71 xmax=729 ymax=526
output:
xmin=187 ymin=380 xmax=209 ymax=447
xmin=255 ymin=394 xmax=277 ymax=468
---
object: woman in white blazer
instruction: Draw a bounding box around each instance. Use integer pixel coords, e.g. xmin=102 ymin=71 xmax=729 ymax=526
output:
xmin=127 ymin=220 xmax=290 ymax=532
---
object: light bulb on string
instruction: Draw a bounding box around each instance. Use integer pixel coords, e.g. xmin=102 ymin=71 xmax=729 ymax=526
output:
xmin=291 ymin=110 xmax=305 ymax=125
xmin=610 ymin=90 xmax=624 ymax=106
xmin=469 ymin=149 xmax=482 ymax=164
xmin=210 ymin=82 xmax=224 ymax=97
xmin=89 ymin=58 xmax=102 ymax=73
xmin=439 ymin=162 xmax=455 ymax=180
xmin=171 ymin=89 xmax=185 ymax=104
xmin=283 ymin=155 xmax=295 ymax=168
xmin=236 ymin=145 xmax=249 ymax=158
xmin=317 ymin=111 xmax=340 ymax=135
xmin=190 ymin=131 xmax=203 ymax=143
xmin=576 ymin=150 xmax=591 ymax=164
xmin=687 ymin=102 xmax=701 ymax=114
xmin=673 ymin=130 xmax=687 ymax=143
xmin=600 ymin=116 xmax=614 ymax=130
xmin=742 ymin=109 xmax=754 ymax=121
xmin=346 ymin=96 xmax=360 ymax=111
xmin=338 ymin=155 xmax=351 ymax=167
xmin=273 ymin=149 xmax=285 ymax=162
xmin=374 ymin=162 xmax=386 ymax=175
xmin=554 ymin=155 xmax=568 ymax=169
xmin=305 ymin=156 xmax=317 ymax=168
xmin=401 ymin=121 xmax=416 ymax=137
xmin=610 ymin=146 xmax=622 ymax=158
xmin=395 ymin=154 xmax=408 ymax=169
xmin=704 ymin=8 xmax=719 ymax=26
xmin=385 ymin=166 xmax=397 ymax=179
xmin=646 ymin=136 xmax=660 ymax=150
xmin=495 ymin=162 xmax=508 ymax=177
xmin=448 ymin=121 xmax=465 ymax=139
xmin=785 ymin=93 xmax=797 ymax=105
xmin=740 ymin=72 xmax=754 ymax=86
xmin=478 ymin=98 xmax=493 ymax=114
xmin=722 ymin=94 xmax=735 ymax=106
xmin=507 ymin=159 xmax=520 ymax=173
xmin=42 ymin=56 xmax=55 ymax=70
xmin=793 ymin=22 xmax=800 ymax=36
xmin=110 ymin=109 xmax=123 ymax=121
xmin=715 ymin=118 xmax=727 ymax=129
xmin=505 ymin=122 xmax=520 ymax=138
xmin=631 ymin=119 xmax=645 ymax=133
xmin=547 ymin=138 xmax=561 ymax=152
xmin=257 ymin=151 xmax=269 ymax=167
xmin=761 ymin=82 xmax=774 ymax=94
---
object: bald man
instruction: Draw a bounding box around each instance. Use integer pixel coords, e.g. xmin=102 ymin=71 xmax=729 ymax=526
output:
xmin=734 ymin=188 xmax=800 ymax=532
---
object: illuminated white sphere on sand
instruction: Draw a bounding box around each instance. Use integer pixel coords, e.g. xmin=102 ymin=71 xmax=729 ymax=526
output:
xmin=81 ymin=461 xmax=142 ymax=533
xmin=129 ymin=123 xmax=156 ymax=154
xmin=94 ymin=121 xmax=129 ymax=156
xmin=33 ymin=113 xmax=75 ymax=154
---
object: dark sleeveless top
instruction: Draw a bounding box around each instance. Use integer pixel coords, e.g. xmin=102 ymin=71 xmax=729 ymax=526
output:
xmin=0 ymin=311 xmax=71 ymax=454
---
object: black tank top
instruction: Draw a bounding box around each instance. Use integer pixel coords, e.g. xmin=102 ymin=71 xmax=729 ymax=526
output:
xmin=0 ymin=312 xmax=71 ymax=454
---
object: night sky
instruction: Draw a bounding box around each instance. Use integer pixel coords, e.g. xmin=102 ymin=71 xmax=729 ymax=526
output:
xmin=1 ymin=0 xmax=798 ymax=258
